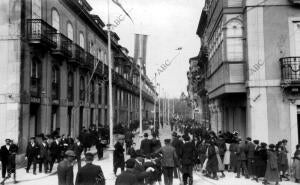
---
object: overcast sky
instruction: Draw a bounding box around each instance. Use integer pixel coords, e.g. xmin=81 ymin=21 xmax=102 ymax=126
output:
xmin=88 ymin=0 xmax=204 ymax=98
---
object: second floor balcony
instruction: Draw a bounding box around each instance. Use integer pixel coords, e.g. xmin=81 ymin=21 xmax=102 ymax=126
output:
xmin=280 ymin=57 xmax=300 ymax=85
xmin=52 ymin=33 xmax=72 ymax=58
xmin=27 ymin=19 xmax=57 ymax=48
xmin=84 ymin=52 xmax=95 ymax=69
xmin=70 ymin=44 xmax=85 ymax=65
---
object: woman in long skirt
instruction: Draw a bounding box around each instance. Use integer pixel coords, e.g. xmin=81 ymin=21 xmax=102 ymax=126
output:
xmin=223 ymin=141 xmax=231 ymax=171
xmin=264 ymin=144 xmax=280 ymax=185
xmin=215 ymin=145 xmax=225 ymax=178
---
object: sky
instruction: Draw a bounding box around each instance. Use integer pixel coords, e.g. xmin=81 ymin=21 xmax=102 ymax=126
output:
xmin=88 ymin=0 xmax=204 ymax=98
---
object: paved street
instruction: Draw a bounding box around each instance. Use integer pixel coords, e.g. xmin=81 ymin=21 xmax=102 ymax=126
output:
xmin=0 ymin=124 xmax=298 ymax=185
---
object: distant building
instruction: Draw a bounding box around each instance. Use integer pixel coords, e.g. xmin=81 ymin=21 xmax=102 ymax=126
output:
xmin=0 ymin=0 xmax=155 ymax=151
xmin=189 ymin=0 xmax=300 ymax=154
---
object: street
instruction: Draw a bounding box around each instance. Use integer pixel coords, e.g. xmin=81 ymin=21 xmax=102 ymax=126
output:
xmin=1 ymin=125 xmax=298 ymax=185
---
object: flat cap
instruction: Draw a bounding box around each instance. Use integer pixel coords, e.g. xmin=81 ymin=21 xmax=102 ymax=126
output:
xmin=85 ymin=152 xmax=94 ymax=161
xmin=65 ymin=150 xmax=76 ymax=157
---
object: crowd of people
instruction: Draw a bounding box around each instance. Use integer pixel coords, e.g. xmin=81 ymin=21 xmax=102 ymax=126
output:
xmin=0 ymin=125 xmax=107 ymax=185
xmin=2 ymin=118 xmax=300 ymax=185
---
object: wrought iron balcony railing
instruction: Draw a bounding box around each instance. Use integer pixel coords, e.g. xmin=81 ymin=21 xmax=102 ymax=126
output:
xmin=52 ymin=33 xmax=72 ymax=57
xmin=280 ymin=57 xmax=300 ymax=84
xmin=85 ymin=52 xmax=95 ymax=69
xmin=70 ymin=44 xmax=85 ymax=64
xmin=27 ymin=19 xmax=57 ymax=48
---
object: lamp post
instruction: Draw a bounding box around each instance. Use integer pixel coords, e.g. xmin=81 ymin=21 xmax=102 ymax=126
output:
xmin=158 ymin=84 xmax=161 ymax=129
xmin=153 ymin=74 xmax=157 ymax=130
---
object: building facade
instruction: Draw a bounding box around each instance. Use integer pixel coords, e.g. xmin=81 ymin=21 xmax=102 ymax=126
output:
xmin=0 ymin=0 xmax=155 ymax=151
xmin=190 ymin=0 xmax=300 ymax=154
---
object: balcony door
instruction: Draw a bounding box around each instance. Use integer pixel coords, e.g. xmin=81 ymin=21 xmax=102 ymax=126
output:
xmin=32 ymin=0 xmax=41 ymax=19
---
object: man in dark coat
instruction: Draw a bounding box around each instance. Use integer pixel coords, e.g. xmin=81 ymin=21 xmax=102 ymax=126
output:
xmin=236 ymin=139 xmax=249 ymax=178
xmin=156 ymin=139 xmax=178 ymax=185
xmin=206 ymin=140 xmax=218 ymax=180
xmin=72 ymin=137 xmax=83 ymax=170
xmin=171 ymin=132 xmax=183 ymax=160
xmin=75 ymin=152 xmax=105 ymax=185
xmin=140 ymin=133 xmax=152 ymax=156
xmin=25 ymin=137 xmax=40 ymax=175
xmin=181 ymin=135 xmax=196 ymax=185
xmin=115 ymin=159 xmax=139 ymax=185
xmin=113 ymin=135 xmax=125 ymax=175
xmin=253 ymin=142 xmax=268 ymax=181
xmin=96 ymin=137 xmax=105 ymax=160
xmin=1 ymin=139 xmax=19 ymax=184
xmin=57 ymin=150 xmax=75 ymax=185
xmin=151 ymin=133 xmax=161 ymax=154
xmin=245 ymin=137 xmax=255 ymax=177
xmin=0 ymin=139 xmax=11 ymax=179
xmin=39 ymin=138 xmax=49 ymax=173
xmin=49 ymin=136 xmax=62 ymax=172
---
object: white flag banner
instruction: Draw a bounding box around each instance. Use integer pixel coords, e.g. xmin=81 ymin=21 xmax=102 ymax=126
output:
xmin=134 ymin=34 xmax=148 ymax=73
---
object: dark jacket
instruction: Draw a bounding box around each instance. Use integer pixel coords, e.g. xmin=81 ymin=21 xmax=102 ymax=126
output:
xmin=50 ymin=141 xmax=62 ymax=157
xmin=115 ymin=169 xmax=139 ymax=185
xmin=236 ymin=142 xmax=247 ymax=161
xmin=39 ymin=142 xmax=49 ymax=159
xmin=113 ymin=142 xmax=125 ymax=167
xmin=26 ymin=142 xmax=40 ymax=158
xmin=73 ymin=143 xmax=83 ymax=158
xmin=171 ymin=138 xmax=183 ymax=159
xmin=57 ymin=159 xmax=74 ymax=185
xmin=181 ymin=142 xmax=196 ymax=166
xmin=75 ymin=163 xmax=105 ymax=185
xmin=140 ymin=138 xmax=152 ymax=156
xmin=0 ymin=145 xmax=10 ymax=162
xmin=151 ymin=138 xmax=161 ymax=153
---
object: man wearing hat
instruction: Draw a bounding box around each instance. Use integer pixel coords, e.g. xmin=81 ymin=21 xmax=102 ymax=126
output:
xmin=75 ymin=152 xmax=105 ymax=185
xmin=171 ymin=132 xmax=183 ymax=161
xmin=140 ymin=133 xmax=152 ymax=156
xmin=25 ymin=137 xmax=40 ymax=175
xmin=156 ymin=139 xmax=178 ymax=185
xmin=245 ymin=137 xmax=255 ymax=177
xmin=115 ymin=158 xmax=139 ymax=185
xmin=0 ymin=139 xmax=11 ymax=179
xmin=57 ymin=150 xmax=76 ymax=185
xmin=181 ymin=135 xmax=195 ymax=185
xmin=113 ymin=135 xmax=125 ymax=175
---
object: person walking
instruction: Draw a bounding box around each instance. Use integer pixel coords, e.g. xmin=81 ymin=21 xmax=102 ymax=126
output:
xmin=96 ymin=137 xmax=105 ymax=160
xmin=236 ymin=139 xmax=249 ymax=178
xmin=113 ymin=135 xmax=125 ymax=175
xmin=0 ymin=139 xmax=18 ymax=185
xmin=181 ymin=135 xmax=195 ymax=185
xmin=264 ymin=144 xmax=280 ymax=185
xmin=57 ymin=150 xmax=76 ymax=185
xmin=75 ymin=152 xmax=105 ymax=185
xmin=205 ymin=139 xmax=218 ymax=180
xmin=39 ymin=138 xmax=49 ymax=173
xmin=25 ymin=137 xmax=40 ymax=175
xmin=49 ymin=136 xmax=62 ymax=173
xmin=72 ymin=137 xmax=83 ymax=170
xmin=246 ymin=137 xmax=255 ymax=177
xmin=140 ymin=133 xmax=152 ymax=156
xmin=151 ymin=133 xmax=161 ymax=154
xmin=0 ymin=139 xmax=11 ymax=180
xmin=156 ymin=139 xmax=178 ymax=185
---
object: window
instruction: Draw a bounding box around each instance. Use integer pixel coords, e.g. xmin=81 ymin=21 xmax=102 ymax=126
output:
xmin=226 ymin=20 xmax=243 ymax=61
xmin=90 ymin=80 xmax=95 ymax=103
xmin=52 ymin=66 xmax=60 ymax=99
xmin=67 ymin=72 xmax=74 ymax=102
xmin=51 ymin=9 xmax=60 ymax=31
xmin=31 ymin=60 xmax=39 ymax=78
xmin=79 ymin=32 xmax=85 ymax=48
xmin=80 ymin=76 xmax=85 ymax=101
xmin=67 ymin=22 xmax=74 ymax=41
xmin=99 ymin=84 xmax=102 ymax=104
xmin=30 ymin=59 xmax=41 ymax=96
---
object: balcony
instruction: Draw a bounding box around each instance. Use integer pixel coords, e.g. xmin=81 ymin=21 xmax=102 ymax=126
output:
xmin=30 ymin=77 xmax=41 ymax=97
xmin=69 ymin=44 xmax=85 ymax=64
xmin=280 ymin=57 xmax=300 ymax=85
xmin=84 ymin=52 xmax=95 ymax=69
xmin=27 ymin=19 xmax=57 ymax=48
xmin=52 ymin=33 xmax=72 ymax=58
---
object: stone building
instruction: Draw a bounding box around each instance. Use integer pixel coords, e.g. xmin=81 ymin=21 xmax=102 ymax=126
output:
xmin=0 ymin=0 xmax=155 ymax=151
xmin=189 ymin=0 xmax=300 ymax=154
